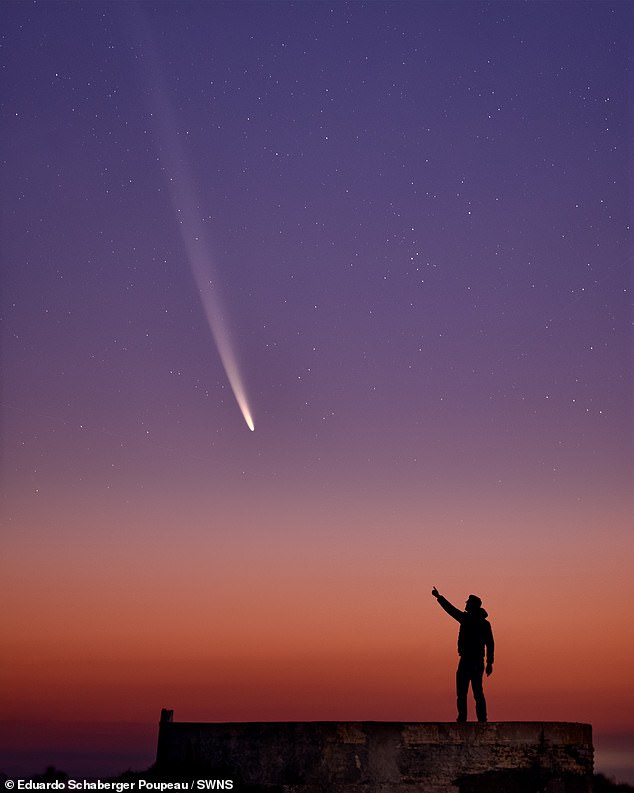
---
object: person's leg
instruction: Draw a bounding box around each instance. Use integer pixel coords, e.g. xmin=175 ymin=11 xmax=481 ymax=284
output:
xmin=470 ymin=660 xmax=487 ymax=722
xmin=456 ymin=660 xmax=469 ymax=721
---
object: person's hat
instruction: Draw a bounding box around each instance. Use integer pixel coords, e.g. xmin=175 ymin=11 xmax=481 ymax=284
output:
xmin=466 ymin=594 xmax=482 ymax=608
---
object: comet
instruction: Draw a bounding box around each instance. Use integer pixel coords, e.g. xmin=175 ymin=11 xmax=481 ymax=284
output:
xmin=137 ymin=30 xmax=254 ymax=432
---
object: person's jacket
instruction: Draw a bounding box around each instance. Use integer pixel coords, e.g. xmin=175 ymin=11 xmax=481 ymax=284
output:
xmin=437 ymin=595 xmax=494 ymax=663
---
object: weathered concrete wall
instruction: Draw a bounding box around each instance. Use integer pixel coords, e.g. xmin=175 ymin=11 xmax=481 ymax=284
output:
xmin=155 ymin=711 xmax=593 ymax=792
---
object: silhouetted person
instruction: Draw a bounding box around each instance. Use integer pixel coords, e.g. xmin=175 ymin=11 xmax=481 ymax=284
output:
xmin=431 ymin=586 xmax=494 ymax=722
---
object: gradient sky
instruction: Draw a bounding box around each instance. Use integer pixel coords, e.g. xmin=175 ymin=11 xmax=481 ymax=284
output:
xmin=1 ymin=0 xmax=633 ymax=783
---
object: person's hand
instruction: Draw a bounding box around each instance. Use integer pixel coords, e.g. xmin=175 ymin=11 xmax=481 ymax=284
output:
xmin=486 ymin=663 xmax=493 ymax=677
xmin=432 ymin=587 xmax=439 ymax=598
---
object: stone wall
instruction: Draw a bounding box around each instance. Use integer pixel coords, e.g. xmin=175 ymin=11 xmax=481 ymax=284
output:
xmin=154 ymin=711 xmax=593 ymax=792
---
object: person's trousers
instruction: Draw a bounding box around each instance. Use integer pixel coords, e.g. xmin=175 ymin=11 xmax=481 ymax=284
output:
xmin=456 ymin=657 xmax=487 ymax=722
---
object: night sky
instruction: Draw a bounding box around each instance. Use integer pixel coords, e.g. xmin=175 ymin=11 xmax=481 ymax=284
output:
xmin=1 ymin=0 xmax=632 ymax=782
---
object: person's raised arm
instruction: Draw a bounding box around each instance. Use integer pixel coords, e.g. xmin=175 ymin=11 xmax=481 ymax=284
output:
xmin=431 ymin=587 xmax=464 ymax=622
